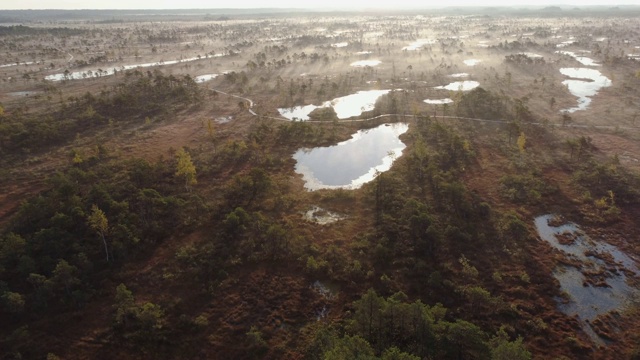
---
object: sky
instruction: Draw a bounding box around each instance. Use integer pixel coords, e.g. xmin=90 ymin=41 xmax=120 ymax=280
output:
xmin=1 ymin=0 xmax=637 ymax=10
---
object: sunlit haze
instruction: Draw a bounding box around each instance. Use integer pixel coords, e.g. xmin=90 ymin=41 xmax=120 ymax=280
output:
xmin=1 ymin=0 xmax=638 ymax=10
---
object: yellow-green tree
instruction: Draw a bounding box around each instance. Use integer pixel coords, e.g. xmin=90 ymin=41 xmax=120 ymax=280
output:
xmin=88 ymin=205 xmax=109 ymax=261
xmin=175 ymin=147 xmax=197 ymax=188
xmin=206 ymin=119 xmax=217 ymax=152
xmin=517 ymin=132 xmax=526 ymax=153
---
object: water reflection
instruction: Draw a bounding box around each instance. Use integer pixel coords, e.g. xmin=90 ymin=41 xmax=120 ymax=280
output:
xmin=559 ymin=67 xmax=611 ymax=113
xmin=194 ymin=74 xmax=219 ymax=83
xmin=556 ymin=51 xmax=600 ymax=66
xmin=534 ymin=214 xmax=640 ymax=343
xmin=424 ymin=98 xmax=453 ymax=104
xmin=402 ymin=39 xmax=436 ymax=51
xmin=434 ymin=81 xmax=479 ymax=91
xmin=45 ymin=54 xmax=226 ymax=81
xmin=350 ymin=60 xmax=381 ymax=67
xmin=294 ymin=123 xmax=408 ymax=191
xmin=278 ymin=90 xmax=391 ymax=120
xmin=0 ymin=61 xmax=35 ymax=68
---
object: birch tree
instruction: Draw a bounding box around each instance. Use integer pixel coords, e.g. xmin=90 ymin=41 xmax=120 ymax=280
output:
xmin=175 ymin=147 xmax=197 ymax=189
xmin=88 ymin=204 xmax=109 ymax=261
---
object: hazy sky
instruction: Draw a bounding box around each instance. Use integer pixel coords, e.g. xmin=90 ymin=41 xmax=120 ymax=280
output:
xmin=1 ymin=0 xmax=637 ymax=10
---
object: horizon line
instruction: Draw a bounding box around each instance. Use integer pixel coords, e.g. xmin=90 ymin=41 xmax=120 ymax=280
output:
xmin=1 ymin=4 xmax=639 ymax=11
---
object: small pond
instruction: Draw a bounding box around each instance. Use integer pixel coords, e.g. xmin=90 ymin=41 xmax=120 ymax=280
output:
xmin=7 ymin=91 xmax=41 ymax=96
xmin=293 ymin=123 xmax=408 ymax=191
xmin=0 ymin=61 xmax=34 ymax=68
xmin=556 ymin=51 xmax=600 ymax=66
xmin=424 ymin=98 xmax=453 ymax=104
xmin=449 ymin=73 xmax=469 ymax=78
xmin=278 ymin=89 xmax=391 ymax=121
xmin=278 ymin=104 xmax=324 ymax=121
xmin=463 ymin=59 xmax=481 ymax=66
xmin=350 ymin=60 xmax=381 ymax=67
xmin=434 ymin=80 xmax=479 ymax=91
xmin=534 ymin=214 xmax=640 ymax=343
xmin=332 ymin=42 xmax=348 ymax=48
xmin=402 ymin=39 xmax=436 ymax=51
xmin=559 ymin=67 xmax=611 ymax=113
xmin=194 ymin=74 xmax=219 ymax=83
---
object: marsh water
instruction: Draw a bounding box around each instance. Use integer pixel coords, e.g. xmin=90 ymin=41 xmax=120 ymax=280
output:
xmin=45 ymin=54 xmax=226 ymax=81
xmin=559 ymin=68 xmax=611 ymax=113
xmin=303 ymin=206 xmax=345 ymax=225
xmin=556 ymin=51 xmax=600 ymax=66
xmin=293 ymin=123 xmax=408 ymax=190
xmin=534 ymin=214 xmax=640 ymax=343
xmin=194 ymin=74 xmax=219 ymax=83
xmin=434 ymin=80 xmax=480 ymax=91
xmin=424 ymin=98 xmax=453 ymax=104
xmin=463 ymin=59 xmax=481 ymax=66
xmin=278 ymin=89 xmax=391 ymax=120
xmin=350 ymin=60 xmax=381 ymax=67
xmin=402 ymin=39 xmax=436 ymax=51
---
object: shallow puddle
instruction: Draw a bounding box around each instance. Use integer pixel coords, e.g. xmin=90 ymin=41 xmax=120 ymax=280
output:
xmin=215 ymin=116 xmax=233 ymax=124
xmin=303 ymin=206 xmax=345 ymax=225
xmin=293 ymin=123 xmax=408 ymax=190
